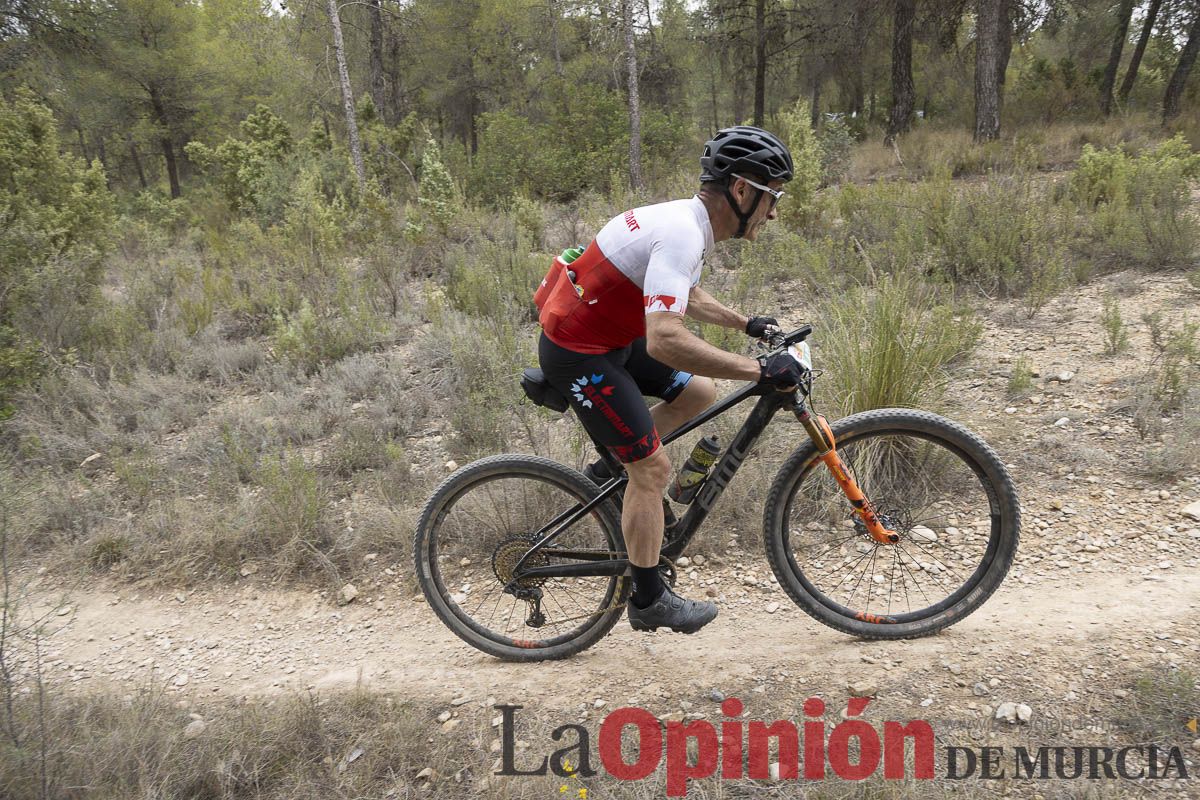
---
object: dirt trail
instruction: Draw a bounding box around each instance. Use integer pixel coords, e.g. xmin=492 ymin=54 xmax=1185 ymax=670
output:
xmin=19 ymin=272 xmax=1200 ymax=733
xmin=30 ymin=562 xmax=1200 ymax=720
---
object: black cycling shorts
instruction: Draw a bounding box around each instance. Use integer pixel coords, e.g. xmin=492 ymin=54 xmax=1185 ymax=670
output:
xmin=538 ymin=332 xmax=693 ymax=463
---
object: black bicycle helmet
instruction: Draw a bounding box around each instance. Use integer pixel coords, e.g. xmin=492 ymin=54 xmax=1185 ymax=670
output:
xmin=700 ymin=125 xmax=794 ymax=183
xmin=699 ymin=125 xmax=794 ymax=238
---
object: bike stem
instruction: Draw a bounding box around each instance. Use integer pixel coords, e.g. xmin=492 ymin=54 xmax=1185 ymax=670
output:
xmin=792 ymin=399 xmax=900 ymax=545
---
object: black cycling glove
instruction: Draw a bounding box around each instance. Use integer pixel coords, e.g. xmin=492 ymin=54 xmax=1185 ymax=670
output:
xmin=745 ymin=315 xmax=779 ymax=339
xmin=760 ymin=350 xmax=807 ymax=390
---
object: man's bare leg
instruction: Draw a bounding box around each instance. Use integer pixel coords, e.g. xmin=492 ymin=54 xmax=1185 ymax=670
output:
xmin=649 ymin=377 xmax=716 ymax=438
xmin=621 ymin=448 xmax=672 ymax=570
xmin=621 ymin=447 xmax=719 ymax=631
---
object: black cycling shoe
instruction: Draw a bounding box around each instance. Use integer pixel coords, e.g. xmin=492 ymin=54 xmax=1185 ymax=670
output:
xmin=627 ymin=588 xmax=718 ymax=634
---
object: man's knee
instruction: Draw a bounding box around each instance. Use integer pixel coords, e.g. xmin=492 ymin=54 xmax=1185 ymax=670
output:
xmin=625 ymin=448 xmax=672 ymax=490
xmin=673 ymin=376 xmax=716 ymax=413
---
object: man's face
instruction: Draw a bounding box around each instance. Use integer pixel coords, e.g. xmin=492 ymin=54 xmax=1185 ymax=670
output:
xmin=731 ymin=176 xmax=785 ymax=241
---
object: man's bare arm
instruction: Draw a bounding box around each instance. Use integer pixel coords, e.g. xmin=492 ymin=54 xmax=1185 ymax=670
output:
xmin=645 ymin=312 xmax=761 ymax=381
xmin=683 ymin=285 xmax=749 ymax=330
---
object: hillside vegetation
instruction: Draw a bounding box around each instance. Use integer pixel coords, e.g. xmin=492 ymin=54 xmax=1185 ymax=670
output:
xmin=2 ymin=1 xmax=1200 ymax=797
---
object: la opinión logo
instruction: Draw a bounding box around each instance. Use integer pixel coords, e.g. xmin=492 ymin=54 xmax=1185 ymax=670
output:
xmin=494 ymin=700 xmax=1194 ymax=796
xmin=495 ymin=697 xmax=935 ymax=797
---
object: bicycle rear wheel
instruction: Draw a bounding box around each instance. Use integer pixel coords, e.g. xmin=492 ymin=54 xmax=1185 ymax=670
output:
xmin=763 ymin=408 xmax=1020 ymax=639
xmin=414 ymin=454 xmax=629 ymax=661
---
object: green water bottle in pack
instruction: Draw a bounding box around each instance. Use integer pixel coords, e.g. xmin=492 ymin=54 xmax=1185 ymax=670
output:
xmin=667 ymin=435 xmax=722 ymax=504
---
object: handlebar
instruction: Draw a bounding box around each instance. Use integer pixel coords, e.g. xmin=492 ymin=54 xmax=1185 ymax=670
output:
xmin=759 ymin=324 xmax=814 ymax=358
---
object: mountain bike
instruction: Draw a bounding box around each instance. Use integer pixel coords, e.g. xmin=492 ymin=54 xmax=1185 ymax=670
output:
xmin=414 ymin=325 xmax=1020 ymax=662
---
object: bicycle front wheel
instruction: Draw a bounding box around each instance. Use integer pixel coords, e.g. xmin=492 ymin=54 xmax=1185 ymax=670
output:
xmin=414 ymin=454 xmax=630 ymax=661
xmin=763 ymin=408 xmax=1020 ymax=639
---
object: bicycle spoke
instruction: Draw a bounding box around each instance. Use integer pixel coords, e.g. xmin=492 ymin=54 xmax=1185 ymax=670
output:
xmin=780 ymin=427 xmax=997 ymax=623
xmin=422 ymin=467 xmax=624 ymax=652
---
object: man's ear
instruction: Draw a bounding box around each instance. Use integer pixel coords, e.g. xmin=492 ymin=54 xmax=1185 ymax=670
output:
xmin=731 ymin=176 xmax=748 ymax=203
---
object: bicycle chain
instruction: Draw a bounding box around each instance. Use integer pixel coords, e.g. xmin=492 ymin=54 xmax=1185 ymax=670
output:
xmin=504 ymin=553 xmax=679 ymax=627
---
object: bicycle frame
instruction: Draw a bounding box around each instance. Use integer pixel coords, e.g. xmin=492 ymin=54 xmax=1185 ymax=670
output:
xmin=513 ymin=383 xmax=790 ymax=582
xmin=512 ymin=334 xmax=899 ymax=584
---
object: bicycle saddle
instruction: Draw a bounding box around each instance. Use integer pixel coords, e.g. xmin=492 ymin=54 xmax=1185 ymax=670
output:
xmin=521 ymin=368 xmax=569 ymax=413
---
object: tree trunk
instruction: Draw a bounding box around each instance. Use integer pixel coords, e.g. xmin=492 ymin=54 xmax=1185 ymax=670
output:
xmin=368 ymin=0 xmax=387 ymax=122
xmin=326 ymin=0 xmax=366 ymax=191
xmin=148 ymin=87 xmax=181 ymax=197
xmin=1119 ymin=0 xmax=1164 ymax=104
xmin=753 ymin=0 xmax=766 ymax=126
xmin=388 ymin=27 xmax=405 ymax=116
xmin=621 ymin=0 xmax=643 ymax=188
xmin=94 ymin=135 xmax=109 ymax=187
xmin=161 ymin=136 xmax=181 ymax=198
xmin=1100 ymin=0 xmax=1136 ymax=115
xmin=733 ymin=64 xmax=747 ymax=124
xmin=811 ymin=73 xmax=821 ymax=128
xmin=550 ymin=0 xmax=564 ymax=77
xmin=973 ymin=0 xmax=1003 ymax=142
xmin=885 ymin=0 xmax=917 ymax=144
xmin=129 ymin=136 xmax=147 ymax=190
xmin=710 ymin=59 xmax=719 ymax=132
xmin=996 ymin=0 xmax=1013 ymax=90
xmin=468 ymin=89 xmax=478 ymax=155
xmin=76 ymin=127 xmax=90 ymax=162
xmin=849 ymin=1 xmax=870 ymax=117
xmin=1163 ymin=8 xmax=1200 ymax=122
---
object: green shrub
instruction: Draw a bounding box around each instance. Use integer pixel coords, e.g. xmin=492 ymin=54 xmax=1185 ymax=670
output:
xmin=0 ymin=92 xmax=114 ymax=409
xmin=112 ymin=450 xmax=162 ymax=508
xmin=817 ymin=116 xmax=855 ymax=185
xmin=1114 ymin=667 xmax=1199 ymax=746
xmin=87 ymin=531 xmax=131 ymax=569
xmin=444 ymin=229 xmax=544 ymax=324
xmin=1142 ymin=390 xmax=1200 ymax=478
xmin=0 ymin=327 xmax=43 ymax=420
xmin=218 ymin=419 xmax=261 ymax=484
xmin=511 ymin=192 xmax=545 ymax=249
xmin=1100 ymin=293 xmax=1129 ymax=355
xmin=774 ymin=100 xmax=823 ymax=224
xmin=416 ymin=136 xmax=458 ymax=234
xmin=818 ymin=274 xmax=982 ymax=416
xmin=184 ymin=105 xmax=293 ymax=214
xmin=270 ymin=298 xmax=383 ymax=375
xmin=1007 ymin=357 xmax=1034 ymax=398
xmin=325 ymin=421 xmax=401 ymax=478
xmin=1070 ymin=136 xmax=1200 ymax=270
xmin=418 ymin=310 xmax=534 ymax=457
xmin=253 ymin=453 xmax=333 ymax=577
xmin=927 ymin=174 xmax=1065 ymax=297
xmin=468 ymin=81 xmax=688 ymax=205
xmin=1140 ymin=311 xmax=1199 ymax=411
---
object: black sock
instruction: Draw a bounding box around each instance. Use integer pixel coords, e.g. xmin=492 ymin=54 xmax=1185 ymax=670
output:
xmin=631 ymin=565 xmax=665 ymax=609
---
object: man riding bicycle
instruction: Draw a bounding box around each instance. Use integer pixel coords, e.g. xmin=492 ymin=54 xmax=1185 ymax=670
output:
xmin=533 ymin=126 xmax=810 ymax=636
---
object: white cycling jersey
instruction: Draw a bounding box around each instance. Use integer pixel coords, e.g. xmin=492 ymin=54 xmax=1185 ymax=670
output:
xmin=534 ymin=196 xmax=715 ymax=353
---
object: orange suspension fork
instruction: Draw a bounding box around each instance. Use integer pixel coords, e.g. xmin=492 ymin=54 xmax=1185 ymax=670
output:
xmin=794 ymin=404 xmax=899 ymax=544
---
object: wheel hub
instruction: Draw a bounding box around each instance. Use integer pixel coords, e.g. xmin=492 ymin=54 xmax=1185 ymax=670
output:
xmin=850 ymin=499 xmax=909 ymax=543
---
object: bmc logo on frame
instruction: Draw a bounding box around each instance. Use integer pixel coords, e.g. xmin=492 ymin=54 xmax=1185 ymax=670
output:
xmin=494 ymin=700 xmax=1192 ymax=797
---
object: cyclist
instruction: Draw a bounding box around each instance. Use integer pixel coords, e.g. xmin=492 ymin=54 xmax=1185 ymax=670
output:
xmin=533 ymin=126 xmax=810 ymax=635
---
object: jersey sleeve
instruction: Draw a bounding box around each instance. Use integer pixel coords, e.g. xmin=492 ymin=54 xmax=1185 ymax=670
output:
xmin=642 ymin=226 xmax=704 ymax=316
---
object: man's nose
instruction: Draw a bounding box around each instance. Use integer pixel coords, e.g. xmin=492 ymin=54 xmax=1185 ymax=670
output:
xmin=766 ymin=205 xmax=778 ymax=221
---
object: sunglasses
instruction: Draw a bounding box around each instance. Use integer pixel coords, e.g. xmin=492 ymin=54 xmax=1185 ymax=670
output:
xmin=733 ymin=173 xmax=785 ymax=208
